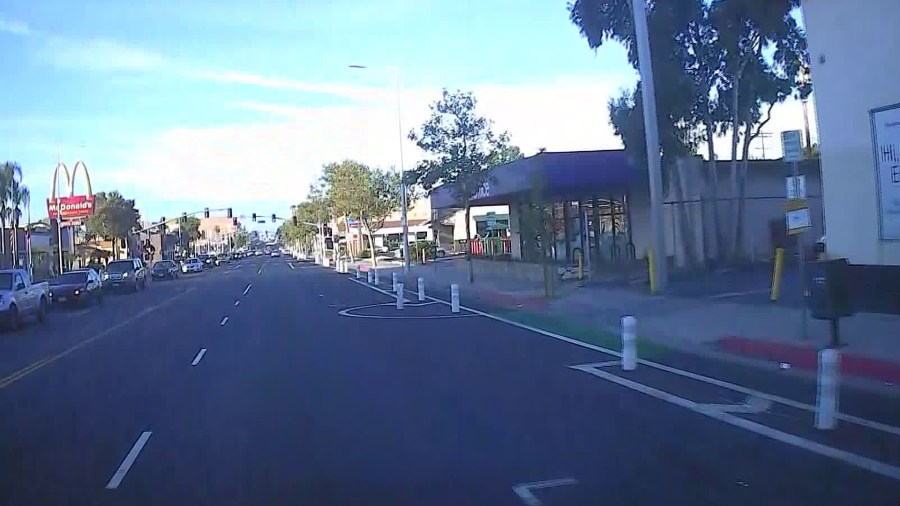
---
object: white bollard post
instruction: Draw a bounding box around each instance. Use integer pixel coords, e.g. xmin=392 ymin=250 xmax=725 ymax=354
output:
xmin=392 ymin=272 xmax=398 ymax=292
xmin=374 ymin=270 xmax=380 ymax=286
xmin=815 ymin=348 xmax=840 ymax=430
xmin=417 ymin=277 xmax=425 ymax=302
xmin=367 ymin=270 xmax=374 ymax=284
xmin=356 ymin=267 xmax=361 ymax=279
xmin=396 ymin=282 xmax=405 ymax=310
xmin=450 ymin=284 xmax=460 ymax=313
xmin=622 ymin=316 xmax=637 ymax=371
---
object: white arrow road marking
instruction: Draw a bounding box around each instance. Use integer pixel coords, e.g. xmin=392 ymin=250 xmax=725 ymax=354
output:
xmin=220 ymin=317 xmax=229 ymax=326
xmin=696 ymin=396 xmax=772 ymax=415
xmin=106 ymin=431 xmax=152 ymax=489
xmin=512 ymin=478 xmax=578 ymax=505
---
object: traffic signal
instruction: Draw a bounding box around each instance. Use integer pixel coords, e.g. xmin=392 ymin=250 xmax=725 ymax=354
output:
xmin=204 ymin=208 xmax=210 ymax=218
xmin=232 ymin=217 xmax=238 ymax=227
xmin=227 ymin=208 xmax=233 ymax=219
xmin=181 ymin=212 xmax=187 ymax=223
xmin=252 ymin=213 xmax=257 ymax=221
xmin=271 ymin=214 xmax=276 ymax=223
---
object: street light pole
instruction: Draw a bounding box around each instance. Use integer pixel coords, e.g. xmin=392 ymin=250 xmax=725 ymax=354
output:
xmin=349 ymin=64 xmax=410 ymax=273
xmin=631 ymin=0 xmax=668 ymax=293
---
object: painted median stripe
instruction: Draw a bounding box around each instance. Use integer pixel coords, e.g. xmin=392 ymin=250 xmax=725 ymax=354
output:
xmin=191 ymin=348 xmax=207 ymax=366
xmin=105 ymin=431 xmax=152 ymax=489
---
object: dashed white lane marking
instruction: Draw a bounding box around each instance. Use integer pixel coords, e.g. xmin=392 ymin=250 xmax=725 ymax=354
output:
xmin=234 ymin=300 xmax=240 ymax=307
xmin=243 ymin=284 xmax=252 ymax=295
xmin=220 ymin=317 xmax=229 ymax=326
xmin=288 ymin=263 xmax=295 ymax=270
xmin=191 ymin=348 xmax=207 ymax=366
xmin=257 ymin=268 xmax=263 ymax=276
xmin=105 ymin=431 xmax=152 ymax=489
xmin=512 ymin=478 xmax=578 ymax=505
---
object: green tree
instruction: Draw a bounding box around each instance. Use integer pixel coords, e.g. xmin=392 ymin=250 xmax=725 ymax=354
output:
xmin=408 ymin=89 xmax=517 ymax=283
xmin=357 ymin=168 xmax=404 ymax=268
xmin=8 ymin=180 xmax=30 ymax=266
xmin=569 ymin=0 xmax=807 ymax=263
xmin=85 ymin=191 xmax=141 ymax=259
xmin=0 ymin=162 xmax=23 ymax=262
xmin=233 ymin=229 xmax=250 ymax=250
xmin=180 ymin=216 xmax=201 ymax=254
xmin=321 ymin=160 xmax=371 ymax=260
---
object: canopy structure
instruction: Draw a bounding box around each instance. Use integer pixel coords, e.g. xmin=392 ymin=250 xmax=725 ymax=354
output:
xmin=429 ymin=150 xmax=643 ymax=209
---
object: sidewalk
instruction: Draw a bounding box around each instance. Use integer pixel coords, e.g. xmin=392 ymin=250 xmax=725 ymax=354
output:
xmin=380 ymin=258 xmax=900 ymax=391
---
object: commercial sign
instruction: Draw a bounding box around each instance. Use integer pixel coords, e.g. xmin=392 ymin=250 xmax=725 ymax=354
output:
xmin=871 ymin=103 xmax=900 ymax=240
xmin=46 ymin=160 xmax=95 ymax=221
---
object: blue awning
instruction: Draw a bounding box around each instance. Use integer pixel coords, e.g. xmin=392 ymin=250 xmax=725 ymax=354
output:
xmin=429 ymin=150 xmax=643 ymax=209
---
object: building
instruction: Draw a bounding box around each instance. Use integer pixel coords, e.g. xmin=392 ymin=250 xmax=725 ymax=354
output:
xmin=803 ymin=0 xmax=900 ymax=266
xmin=196 ymin=217 xmax=240 ymax=253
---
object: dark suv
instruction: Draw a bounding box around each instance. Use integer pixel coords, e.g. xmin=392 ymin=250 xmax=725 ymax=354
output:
xmin=102 ymin=258 xmax=147 ymax=292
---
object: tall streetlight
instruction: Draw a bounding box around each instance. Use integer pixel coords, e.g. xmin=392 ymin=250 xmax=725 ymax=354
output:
xmin=630 ymin=0 xmax=668 ymax=293
xmin=348 ymin=64 xmax=410 ymax=273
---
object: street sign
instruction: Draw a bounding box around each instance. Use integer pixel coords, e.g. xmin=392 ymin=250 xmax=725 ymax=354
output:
xmin=781 ymin=130 xmax=803 ymax=162
xmin=485 ymin=211 xmax=497 ymax=230
xmin=785 ymin=198 xmax=811 ymax=235
xmin=786 ymin=175 xmax=807 ymax=199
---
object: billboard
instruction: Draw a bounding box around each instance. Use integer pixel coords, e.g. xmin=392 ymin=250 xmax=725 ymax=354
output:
xmin=46 ymin=160 xmax=95 ymax=221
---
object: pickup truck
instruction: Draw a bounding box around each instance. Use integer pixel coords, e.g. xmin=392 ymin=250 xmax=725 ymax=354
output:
xmin=0 ymin=269 xmax=50 ymax=329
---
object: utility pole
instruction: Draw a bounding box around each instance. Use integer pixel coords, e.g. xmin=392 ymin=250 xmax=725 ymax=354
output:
xmin=631 ymin=0 xmax=668 ymax=292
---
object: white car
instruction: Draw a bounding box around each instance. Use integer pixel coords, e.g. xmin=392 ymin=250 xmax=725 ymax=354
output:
xmin=181 ymin=258 xmax=204 ymax=273
xmin=270 ymin=251 xmax=281 ymax=258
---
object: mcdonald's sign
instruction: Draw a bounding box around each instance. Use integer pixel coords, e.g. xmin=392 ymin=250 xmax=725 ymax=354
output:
xmin=46 ymin=160 xmax=95 ymax=220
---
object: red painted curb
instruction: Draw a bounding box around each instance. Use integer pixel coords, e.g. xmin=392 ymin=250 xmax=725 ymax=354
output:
xmin=719 ymin=336 xmax=900 ymax=384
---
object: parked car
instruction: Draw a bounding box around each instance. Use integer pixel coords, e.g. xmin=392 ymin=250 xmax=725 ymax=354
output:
xmin=49 ymin=269 xmax=103 ymax=306
xmin=0 ymin=268 xmax=50 ymax=329
xmin=102 ymin=258 xmax=147 ymax=292
xmin=181 ymin=257 xmax=204 ymax=274
xmin=151 ymin=260 xmax=180 ymax=281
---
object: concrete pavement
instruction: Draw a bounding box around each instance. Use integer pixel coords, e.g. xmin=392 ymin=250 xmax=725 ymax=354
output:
xmin=0 ymin=255 xmax=898 ymax=504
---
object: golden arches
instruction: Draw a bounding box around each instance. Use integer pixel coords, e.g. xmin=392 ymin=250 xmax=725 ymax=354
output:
xmin=49 ymin=160 xmax=93 ymax=199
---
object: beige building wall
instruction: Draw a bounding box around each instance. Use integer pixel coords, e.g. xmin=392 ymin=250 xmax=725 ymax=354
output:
xmin=803 ymin=0 xmax=900 ymax=265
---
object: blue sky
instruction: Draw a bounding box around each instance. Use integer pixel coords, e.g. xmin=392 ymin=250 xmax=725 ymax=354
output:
xmin=0 ymin=0 xmax=812 ymax=235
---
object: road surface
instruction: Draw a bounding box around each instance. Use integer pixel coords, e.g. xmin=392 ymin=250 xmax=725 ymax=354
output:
xmin=1 ymin=256 xmax=898 ymax=505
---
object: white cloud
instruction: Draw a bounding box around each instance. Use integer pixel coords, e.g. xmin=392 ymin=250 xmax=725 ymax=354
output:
xmin=0 ymin=15 xmax=30 ymax=36
xmin=100 ymin=77 xmax=820 ymax=209
xmin=34 ymin=36 xmax=168 ymax=72
xmin=193 ymin=71 xmax=384 ymax=101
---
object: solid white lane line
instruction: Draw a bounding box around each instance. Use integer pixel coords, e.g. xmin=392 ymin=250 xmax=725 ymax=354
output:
xmin=105 ymin=431 xmax=152 ymax=489
xmin=346 ymin=277 xmax=900 ymax=438
xmin=570 ymin=364 xmax=900 ymax=482
xmin=512 ymin=478 xmax=578 ymax=506
xmin=220 ymin=317 xmax=229 ymax=326
xmin=243 ymin=284 xmax=252 ymax=295
xmin=191 ymin=348 xmax=207 ymax=366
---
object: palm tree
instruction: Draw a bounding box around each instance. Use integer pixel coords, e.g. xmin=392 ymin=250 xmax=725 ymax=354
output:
xmin=213 ymin=225 xmax=221 ymax=253
xmin=9 ymin=180 xmax=30 ymax=267
xmin=0 ymin=162 xmax=23 ymax=263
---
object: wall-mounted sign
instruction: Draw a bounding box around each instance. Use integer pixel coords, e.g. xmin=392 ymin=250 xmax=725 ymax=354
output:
xmin=871 ymin=103 xmax=900 ymax=240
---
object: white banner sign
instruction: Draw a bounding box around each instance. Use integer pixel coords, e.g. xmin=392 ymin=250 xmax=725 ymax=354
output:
xmin=872 ymin=104 xmax=900 ymax=240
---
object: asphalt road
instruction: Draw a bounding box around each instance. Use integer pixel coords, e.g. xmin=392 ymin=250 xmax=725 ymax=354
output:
xmin=0 ymin=256 xmax=898 ymax=505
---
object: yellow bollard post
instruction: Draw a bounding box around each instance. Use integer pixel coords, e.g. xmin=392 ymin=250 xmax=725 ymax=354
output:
xmin=648 ymin=249 xmax=658 ymax=295
xmin=770 ymin=247 xmax=785 ymax=301
xmin=577 ymin=250 xmax=584 ymax=287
